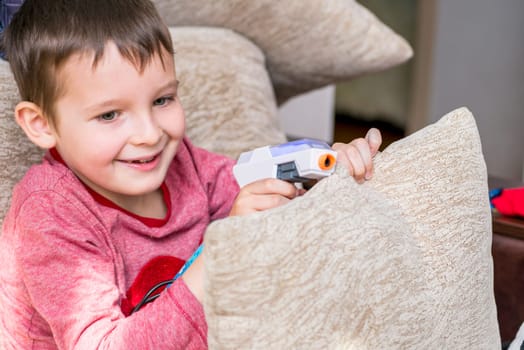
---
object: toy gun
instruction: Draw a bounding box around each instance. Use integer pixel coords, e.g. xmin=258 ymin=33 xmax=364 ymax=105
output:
xmin=233 ymin=138 xmax=337 ymax=187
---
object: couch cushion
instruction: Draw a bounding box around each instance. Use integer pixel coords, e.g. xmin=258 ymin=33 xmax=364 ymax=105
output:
xmin=170 ymin=27 xmax=286 ymax=159
xmin=0 ymin=60 xmax=44 ymax=222
xmin=203 ymin=107 xmax=501 ymax=349
xmin=153 ymin=0 xmax=413 ymax=103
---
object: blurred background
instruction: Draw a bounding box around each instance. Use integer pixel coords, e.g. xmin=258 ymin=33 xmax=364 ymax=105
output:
xmin=278 ymin=0 xmax=524 ymax=182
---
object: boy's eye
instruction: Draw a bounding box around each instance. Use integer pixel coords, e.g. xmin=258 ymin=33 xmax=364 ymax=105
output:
xmin=153 ymin=96 xmax=175 ymax=106
xmin=97 ymin=111 xmax=117 ymax=121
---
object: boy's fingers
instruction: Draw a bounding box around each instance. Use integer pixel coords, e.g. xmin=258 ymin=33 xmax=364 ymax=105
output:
xmin=243 ymin=178 xmax=299 ymax=199
xmin=250 ymin=194 xmax=292 ymax=211
xmin=334 ymin=150 xmax=354 ymax=177
xmin=365 ymin=128 xmax=382 ymax=156
xmin=349 ymin=142 xmax=370 ymax=182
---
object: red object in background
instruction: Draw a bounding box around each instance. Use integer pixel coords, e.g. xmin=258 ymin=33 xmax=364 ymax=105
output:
xmin=491 ymin=187 xmax=524 ymax=218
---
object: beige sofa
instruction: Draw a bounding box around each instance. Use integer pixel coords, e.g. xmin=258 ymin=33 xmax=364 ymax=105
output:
xmin=0 ymin=1 xmax=500 ymax=348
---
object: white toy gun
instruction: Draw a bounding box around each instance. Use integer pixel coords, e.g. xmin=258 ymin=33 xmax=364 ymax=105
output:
xmin=233 ymin=139 xmax=337 ymax=187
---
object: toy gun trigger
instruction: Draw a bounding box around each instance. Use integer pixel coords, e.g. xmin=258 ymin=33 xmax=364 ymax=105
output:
xmin=276 ymin=161 xmax=310 ymax=183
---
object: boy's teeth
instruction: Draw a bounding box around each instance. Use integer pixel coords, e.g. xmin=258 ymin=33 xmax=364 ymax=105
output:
xmin=130 ymin=157 xmax=154 ymax=164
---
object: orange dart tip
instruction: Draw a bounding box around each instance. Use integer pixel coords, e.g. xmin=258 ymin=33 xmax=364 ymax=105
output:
xmin=318 ymin=153 xmax=336 ymax=170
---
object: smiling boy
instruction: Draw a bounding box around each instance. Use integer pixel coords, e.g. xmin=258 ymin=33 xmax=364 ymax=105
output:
xmin=0 ymin=0 xmax=381 ymax=349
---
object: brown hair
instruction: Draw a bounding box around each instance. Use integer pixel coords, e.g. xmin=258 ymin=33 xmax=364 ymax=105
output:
xmin=1 ymin=0 xmax=174 ymax=125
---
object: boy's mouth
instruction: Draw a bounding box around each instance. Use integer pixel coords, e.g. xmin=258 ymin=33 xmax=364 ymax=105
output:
xmin=127 ymin=156 xmax=156 ymax=164
xmin=120 ymin=153 xmax=160 ymax=165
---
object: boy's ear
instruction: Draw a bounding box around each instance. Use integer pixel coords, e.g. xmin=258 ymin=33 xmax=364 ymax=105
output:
xmin=14 ymin=101 xmax=57 ymax=149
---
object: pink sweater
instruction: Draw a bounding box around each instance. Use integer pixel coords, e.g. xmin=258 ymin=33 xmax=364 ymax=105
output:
xmin=0 ymin=138 xmax=239 ymax=349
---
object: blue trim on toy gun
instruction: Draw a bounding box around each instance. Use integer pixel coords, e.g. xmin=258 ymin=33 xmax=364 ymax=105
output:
xmin=233 ymin=138 xmax=337 ymax=187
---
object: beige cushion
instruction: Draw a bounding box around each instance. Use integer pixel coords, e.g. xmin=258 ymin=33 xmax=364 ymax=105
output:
xmin=0 ymin=60 xmax=44 ymax=222
xmin=0 ymin=27 xmax=286 ymax=223
xmin=153 ymin=0 xmax=413 ymax=103
xmin=171 ymin=27 xmax=286 ymax=159
xmin=203 ymin=107 xmax=501 ymax=349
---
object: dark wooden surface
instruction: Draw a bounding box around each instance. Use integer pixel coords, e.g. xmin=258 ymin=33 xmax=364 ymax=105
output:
xmin=489 ymin=177 xmax=524 ymax=342
xmin=493 ymin=213 xmax=524 ymax=241
xmin=489 ymin=176 xmax=524 ymax=240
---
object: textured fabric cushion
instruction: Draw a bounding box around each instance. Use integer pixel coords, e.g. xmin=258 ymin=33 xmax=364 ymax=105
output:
xmin=153 ymin=0 xmax=413 ymax=103
xmin=203 ymin=107 xmax=501 ymax=349
xmin=0 ymin=27 xmax=285 ymax=223
xmin=171 ymin=27 xmax=286 ymax=158
xmin=0 ymin=60 xmax=44 ymax=222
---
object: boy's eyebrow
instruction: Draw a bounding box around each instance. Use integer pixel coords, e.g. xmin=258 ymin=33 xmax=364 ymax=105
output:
xmin=83 ymin=79 xmax=179 ymax=113
xmin=83 ymin=99 xmax=123 ymax=114
xmin=159 ymin=79 xmax=179 ymax=94
xmin=151 ymin=79 xmax=179 ymax=98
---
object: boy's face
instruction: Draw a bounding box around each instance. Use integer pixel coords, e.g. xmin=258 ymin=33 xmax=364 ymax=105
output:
xmin=51 ymin=43 xmax=185 ymax=210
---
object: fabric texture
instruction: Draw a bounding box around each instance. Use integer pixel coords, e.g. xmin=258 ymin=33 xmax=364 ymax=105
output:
xmin=171 ymin=27 xmax=286 ymax=159
xmin=0 ymin=138 xmax=239 ymax=349
xmin=203 ymin=107 xmax=501 ymax=349
xmin=0 ymin=59 xmax=44 ymax=222
xmin=153 ymin=0 xmax=413 ymax=104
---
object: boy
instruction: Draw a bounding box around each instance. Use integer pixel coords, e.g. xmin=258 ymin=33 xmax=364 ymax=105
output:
xmin=0 ymin=0 xmax=381 ymax=348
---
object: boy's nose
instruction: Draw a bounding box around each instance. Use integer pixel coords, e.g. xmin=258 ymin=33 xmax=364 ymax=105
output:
xmin=130 ymin=113 xmax=163 ymax=145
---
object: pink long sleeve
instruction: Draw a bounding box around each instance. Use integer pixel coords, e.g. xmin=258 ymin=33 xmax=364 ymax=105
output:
xmin=0 ymin=138 xmax=239 ymax=349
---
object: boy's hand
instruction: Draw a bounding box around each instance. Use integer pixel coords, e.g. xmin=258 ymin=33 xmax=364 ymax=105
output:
xmin=229 ymin=128 xmax=381 ymax=217
xmin=332 ymin=128 xmax=382 ymax=183
xmin=230 ymin=178 xmax=305 ymax=216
